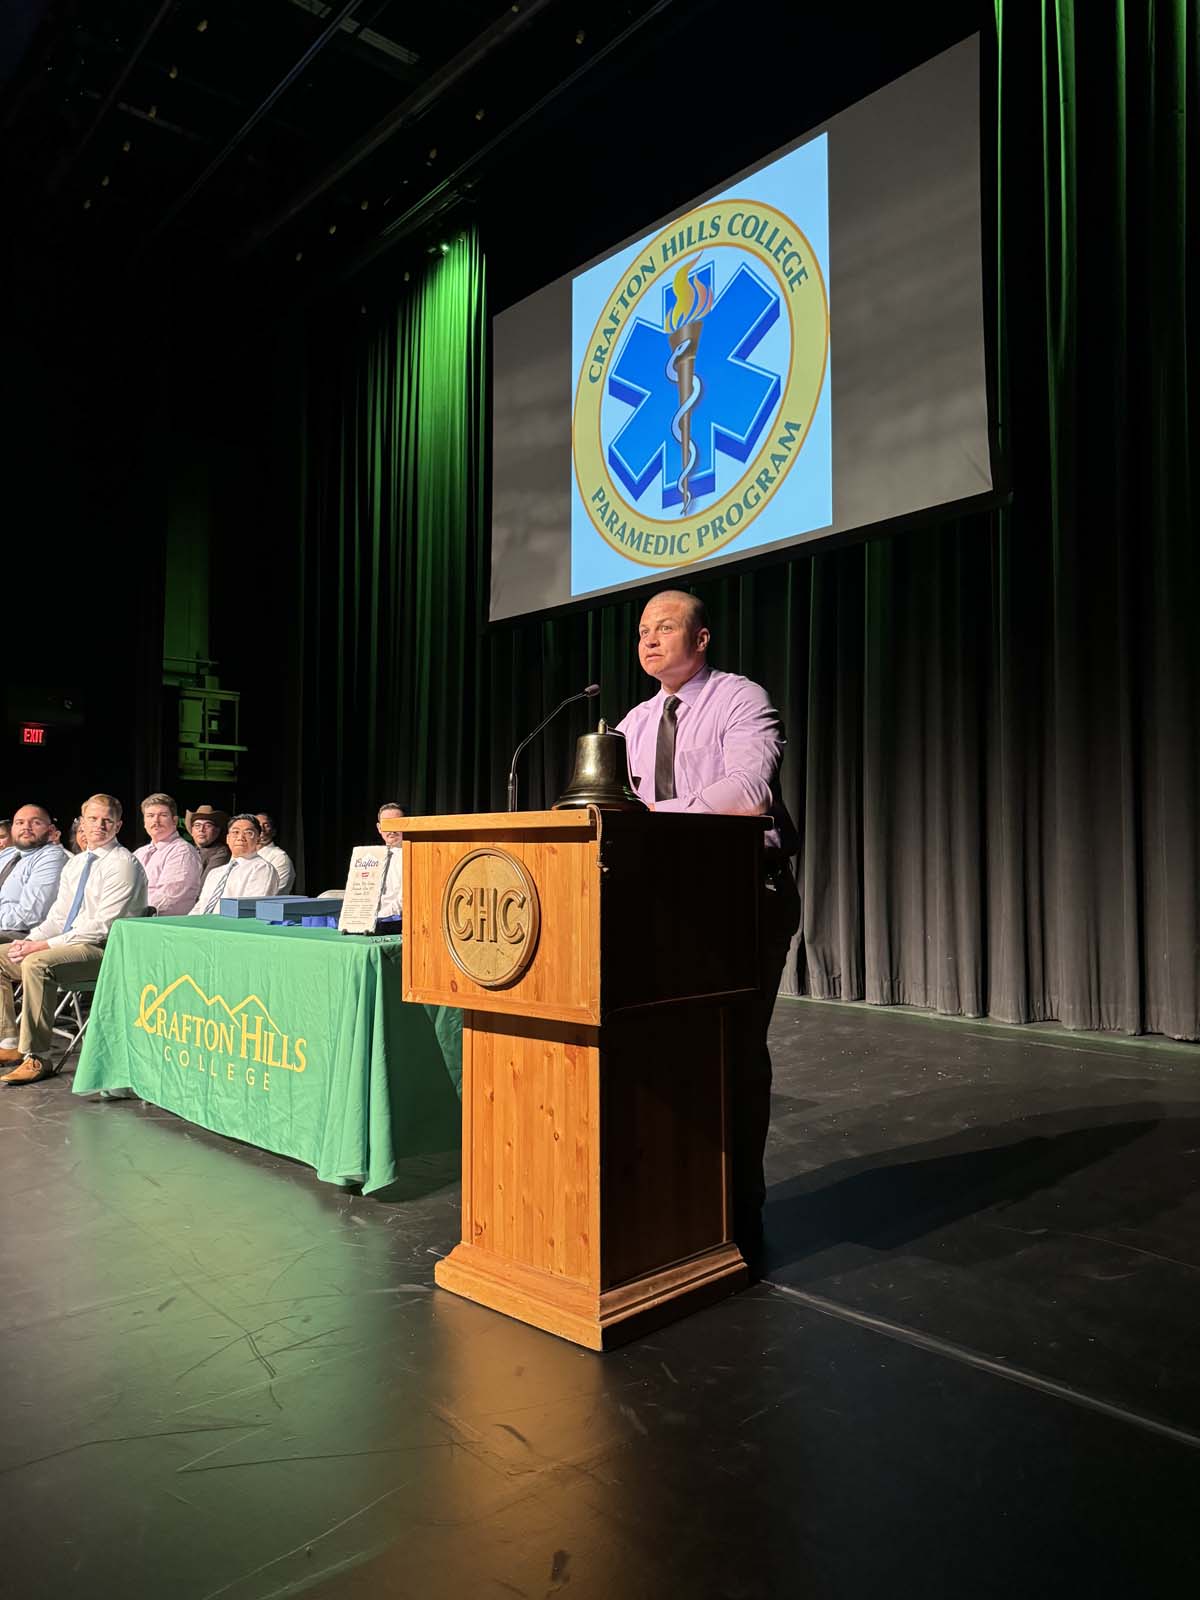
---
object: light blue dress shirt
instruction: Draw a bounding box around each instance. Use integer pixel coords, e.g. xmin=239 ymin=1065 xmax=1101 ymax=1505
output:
xmin=0 ymin=842 xmax=70 ymax=933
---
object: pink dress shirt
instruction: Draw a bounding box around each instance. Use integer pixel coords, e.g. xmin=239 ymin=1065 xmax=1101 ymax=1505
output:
xmin=617 ymin=665 xmax=797 ymax=853
xmin=134 ymin=834 xmax=204 ymax=916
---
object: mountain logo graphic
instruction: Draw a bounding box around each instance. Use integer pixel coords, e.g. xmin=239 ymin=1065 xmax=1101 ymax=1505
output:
xmin=134 ymin=974 xmax=307 ymax=1072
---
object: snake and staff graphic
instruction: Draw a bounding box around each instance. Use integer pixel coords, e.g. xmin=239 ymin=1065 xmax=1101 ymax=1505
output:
xmin=664 ymin=253 xmax=714 ymax=514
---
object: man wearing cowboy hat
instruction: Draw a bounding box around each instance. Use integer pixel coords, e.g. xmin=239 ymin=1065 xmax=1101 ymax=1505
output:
xmin=186 ymin=805 xmax=230 ymax=876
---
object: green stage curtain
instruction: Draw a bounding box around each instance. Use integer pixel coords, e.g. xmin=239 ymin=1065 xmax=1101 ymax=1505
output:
xmin=280 ymin=235 xmax=488 ymax=890
xmin=285 ymin=3 xmax=1198 ymax=1037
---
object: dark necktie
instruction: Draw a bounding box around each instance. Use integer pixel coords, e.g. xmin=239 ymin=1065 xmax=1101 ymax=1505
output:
xmin=655 ymin=695 xmax=680 ymax=802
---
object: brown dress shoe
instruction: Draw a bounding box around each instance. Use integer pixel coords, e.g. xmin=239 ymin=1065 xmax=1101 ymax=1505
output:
xmin=0 ymin=1057 xmax=57 ymax=1085
xmin=0 ymin=1047 xmax=25 ymax=1065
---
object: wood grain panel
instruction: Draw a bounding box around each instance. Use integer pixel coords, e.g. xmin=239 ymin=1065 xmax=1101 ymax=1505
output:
xmin=411 ymin=811 xmax=757 ymax=1348
xmin=461 ymin=1014 xmax=598 ymax=1283
xmin=403 ymin=814 xmax=601 ymax=1022
xmin=434 ymin=1242 xmax=746 ymax=1350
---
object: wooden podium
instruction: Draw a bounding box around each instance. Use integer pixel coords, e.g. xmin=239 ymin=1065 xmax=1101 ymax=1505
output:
xmin=401 ymin=807 xmax=763 ymax=1349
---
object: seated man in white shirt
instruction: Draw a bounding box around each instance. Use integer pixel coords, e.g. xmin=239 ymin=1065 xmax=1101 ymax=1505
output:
xmin=0 ymin=793 xmax=148 ymax=1085
xmin=254 ymin=813 xmax=296 ymax=895
xmin=375 ymin=802 xmax=404 ymax=926
xmin=190 ymin=813 xmax=280 ymax=914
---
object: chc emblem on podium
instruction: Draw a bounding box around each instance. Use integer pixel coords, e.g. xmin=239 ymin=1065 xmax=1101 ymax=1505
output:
xmin=441 ymin=848 xmax=541 ymax=988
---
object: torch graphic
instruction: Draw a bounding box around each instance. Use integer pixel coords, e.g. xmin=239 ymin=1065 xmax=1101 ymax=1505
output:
xmin=664 ymin=253 xmax=714 ymax=514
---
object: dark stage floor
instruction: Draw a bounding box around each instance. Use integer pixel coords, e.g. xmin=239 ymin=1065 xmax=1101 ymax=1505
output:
xmin=4 ymin=1001 xmax=1199 ymax=1599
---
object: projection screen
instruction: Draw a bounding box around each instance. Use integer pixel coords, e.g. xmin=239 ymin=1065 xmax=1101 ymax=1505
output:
xmin=490 ymin=35 xmax=991 ymax=624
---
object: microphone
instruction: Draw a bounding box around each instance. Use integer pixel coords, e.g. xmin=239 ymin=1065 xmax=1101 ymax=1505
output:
xmin=507 ymin=684 xmax=600 ymax=812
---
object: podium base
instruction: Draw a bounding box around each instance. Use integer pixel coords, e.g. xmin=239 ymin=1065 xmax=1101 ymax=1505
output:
xmin=435 ymin=1242 xmax=749 ymax=1351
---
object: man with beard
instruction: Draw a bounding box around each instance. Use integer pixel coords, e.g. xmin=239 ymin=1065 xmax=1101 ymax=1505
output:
xmin=0 ymin=793 xmax=147 ymax=1084
xmin=187 ymin=805 xmax=231 ymax=875
xmin=0 ymin=803 xmax=70 ymax=1050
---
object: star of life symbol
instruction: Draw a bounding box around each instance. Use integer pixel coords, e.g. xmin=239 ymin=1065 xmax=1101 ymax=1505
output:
xmin=607 ymin=257 xmax=782 ymax=516
xmin=572 ymin=197 xmax=829 ymax=569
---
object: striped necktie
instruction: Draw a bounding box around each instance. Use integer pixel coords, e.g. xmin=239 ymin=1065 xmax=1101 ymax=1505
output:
xmin=201 ymin=861 xmax=237 ymax=915
xmin=63 ymin=852 xmax=96 ymax=933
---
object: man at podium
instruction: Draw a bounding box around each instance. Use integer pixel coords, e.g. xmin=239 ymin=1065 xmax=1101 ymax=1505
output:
xmin=617 ymin=589 xmax=801 ymax=1261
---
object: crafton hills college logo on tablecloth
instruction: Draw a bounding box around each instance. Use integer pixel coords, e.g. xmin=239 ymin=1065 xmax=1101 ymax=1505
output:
xmin=134 ymin=975 xmax=307 ymax=1088
xmin=441 ymin=848 xmax=541 ymax=988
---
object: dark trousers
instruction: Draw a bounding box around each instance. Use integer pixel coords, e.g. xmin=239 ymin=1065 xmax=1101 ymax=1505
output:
xmin=731 ymin=866 xmax=802 ymax=1246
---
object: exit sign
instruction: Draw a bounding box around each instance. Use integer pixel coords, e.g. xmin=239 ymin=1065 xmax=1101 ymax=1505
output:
xmin=20 ymin=724 xmax=46 ymax=746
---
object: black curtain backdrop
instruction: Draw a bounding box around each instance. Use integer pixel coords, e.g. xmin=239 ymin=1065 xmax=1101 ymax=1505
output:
xmin=0 ymin=317 xmax=165 ymax=829
xmin=278 ymin=4 xmax=1199 ymax=1038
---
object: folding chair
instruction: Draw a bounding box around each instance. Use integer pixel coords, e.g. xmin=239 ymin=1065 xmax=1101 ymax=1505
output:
xmin=52 ymin=980 xmax=95 ymax=1056
xmin=50 ymin=906 xmax=158 ymax=1061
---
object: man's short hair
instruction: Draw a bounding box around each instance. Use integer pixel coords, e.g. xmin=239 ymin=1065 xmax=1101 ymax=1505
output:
xmin=141 ymin=792 xmax=178 ymax=815
xmin=227 ymin=812 xmax=263 ymax=834
xmin=649 ymin=588 xmax=709 ymax=634
xmin=377 ymin=802 xmax=406 ymax=818
xmin=12 ymin=804 xmax=53 ymax=824
xmin=82 ymin=792 xmax=123 ymax=820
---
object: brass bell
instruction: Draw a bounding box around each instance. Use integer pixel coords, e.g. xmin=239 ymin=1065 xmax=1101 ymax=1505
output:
xmin=555 ymin=720 xmax=646 ymax=811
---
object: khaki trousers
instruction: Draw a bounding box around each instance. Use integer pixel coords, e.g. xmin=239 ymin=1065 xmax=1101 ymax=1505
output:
xmin=0 ymin=942 xmax=106 ymax=1060
xmin=0 ymin=934 xmax=21 ymax=1039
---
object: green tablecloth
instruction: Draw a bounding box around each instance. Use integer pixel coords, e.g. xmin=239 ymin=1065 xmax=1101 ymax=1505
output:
xmin=72 ymin=916 xmax=462 ymax=1194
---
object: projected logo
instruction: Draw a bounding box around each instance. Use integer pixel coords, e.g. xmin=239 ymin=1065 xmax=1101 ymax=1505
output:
xmin=573 ymin=199 xmax=829 ymax=568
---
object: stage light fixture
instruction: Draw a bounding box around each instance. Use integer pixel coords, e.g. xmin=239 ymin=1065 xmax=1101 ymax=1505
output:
xmin=428 ymin=147 xmax=437 ymax=160
xmin=83 ymin=198 xmax=91 ymax=210
xmin=197 ymin=18 xmax=208 ymax=31
xmin=475 ymin=108 xmax=485 ymax=121
xmin=168 ymin=64 xmax=178 ymax=79
xmin=100 ymin=174 xmax=110 ymax=186
xmin=295 ymin=251 xmax=303 ymax=262
xmin=148 ymin=104 xmax=157 ymax=118
xmin=122 ymin=139 xmax=131 ymax=152
xmin=576 ymin=30 xmax=585 ymax=44
xmin=360 ymin=199 xmax=369 ymax=210
xmin=440 ymin=241 xmax=450 ymax=255
xmin=328 ymin=222 xmax=337 ymax=235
